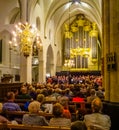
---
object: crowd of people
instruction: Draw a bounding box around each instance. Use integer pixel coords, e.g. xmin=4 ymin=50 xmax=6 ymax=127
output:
xmin=0 ymin=74 xmax=111 ymax=130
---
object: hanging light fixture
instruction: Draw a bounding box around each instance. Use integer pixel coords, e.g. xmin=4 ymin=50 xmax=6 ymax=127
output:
xmin=9 ymin=22 xmax=42 ymax=58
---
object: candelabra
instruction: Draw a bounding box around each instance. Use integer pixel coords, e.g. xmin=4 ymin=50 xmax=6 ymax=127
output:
xmin=9 ymin=22 xmax=42 ymax=57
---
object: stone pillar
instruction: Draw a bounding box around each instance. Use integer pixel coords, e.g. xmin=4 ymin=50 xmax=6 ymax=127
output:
xmin=38 ymin=49 xmax=45 ymax=83
xmin=19 ymin=0 xmax=32 ymax=84
xmin=102 ymin=0 xmax=119 ymax=102
xmin=20 ymin=55 xmax=32 ymax=84
xmin=50 ymin=63 xmax=55 ymax=76
xmin=102 ymin=0 xmax=110 ymax=101
xmin=38 ymin=60 xmax=44 ymax=83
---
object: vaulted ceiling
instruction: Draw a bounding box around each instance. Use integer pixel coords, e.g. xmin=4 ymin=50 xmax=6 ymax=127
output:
xmin=43 ymin=0 xmax=102 ymax=40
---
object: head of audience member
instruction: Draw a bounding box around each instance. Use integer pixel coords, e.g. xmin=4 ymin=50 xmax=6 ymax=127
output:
xmin=90 ymin=89 xmax=96 ymax=96
xmin=71 ymin=121 xmax=87 ymax=130
xmin=28 ymin=101 xmax=40 ymax=114
xmin=41 ymin=88 xmax=48 ymax=96
xmin=20 ymin=86 xmax=28 ymax=94
xmin=6 ymin=91 xmax=15 ymax=101
xmin=54 ymin=87 xmax=61 ymax=94
xmin=52 ymin=103 xmax=63 ymax=118
xmin=36 ymin=89 xmax=41 ymax=95
xmin=60 ymin=99 xmax=68 ymax=109
xmin=91 ymin=98 xmax=103 ymax=113
xmin=37 ymin=94 xmax=45 ymax=103
xmin=47 ymin=88 xmax=53 ymax=95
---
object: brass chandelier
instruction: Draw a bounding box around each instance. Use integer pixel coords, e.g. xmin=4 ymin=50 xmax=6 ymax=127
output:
xmin=9 ymin=22 xmax=42 ymax=57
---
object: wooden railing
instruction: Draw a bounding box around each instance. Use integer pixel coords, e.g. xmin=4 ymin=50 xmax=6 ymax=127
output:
xmin=4 ymin=111 xmax=54 ymax=118
xmin=2 ymin=111 xmax=54 ymax=123
xmin=0 ymin=123 xmax=70 ymax=130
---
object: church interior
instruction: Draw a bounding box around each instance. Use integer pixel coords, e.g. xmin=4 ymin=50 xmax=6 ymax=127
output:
xmin=0 ymin=0 xmax=119 ymax=130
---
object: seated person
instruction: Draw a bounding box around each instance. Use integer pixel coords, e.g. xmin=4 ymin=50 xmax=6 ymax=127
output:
xmin=84 ymin=98 xmax=111 ymax=130
xmin=37 ymin=93 xmax=53 ymax=114
xmin=2 ymin=92 xmax=22 ymax=122
xmin=36 ymin=94 xmax=46 ymax=112
xmin=45 ymin=88 xmax=56 ymax=102
xmin=22 ymin=101 xmax=49 ymax=126
xmin=49 ymin=103 xmax=71 ymax=127
xmin=71 ymin=120 xmax=87 ymax=130
xmin=61 ymin=100 xmax=71 ymax=119
xmin=86 ymin=89 xmax=97 ymax=103
xmin=16 ymin=86 xmax=32 ymax=100
xmin=96 ymin=86 xmax=105 ymax=100
xmin=16 ymin=86 xmax=32 ymax=111
xmin=0 ymin=102 xmax=18 ymax=124
xmin=2 ymin=91 xmax=21 ymax=111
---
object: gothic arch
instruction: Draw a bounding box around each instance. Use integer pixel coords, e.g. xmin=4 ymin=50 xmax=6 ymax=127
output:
xmin=7 ymin=7 xmax=20 ymax=24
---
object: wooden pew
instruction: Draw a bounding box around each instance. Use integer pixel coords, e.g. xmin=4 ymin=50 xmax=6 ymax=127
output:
xmin=0 ymin=83 xmax=23 ymax=102
xmin=3 ymin=111 xmax=54 ymax=123
xmin=4 ymin=111 xmax=54 ymax=118
xmin=0 ymin=123 xmax=70 ymax=130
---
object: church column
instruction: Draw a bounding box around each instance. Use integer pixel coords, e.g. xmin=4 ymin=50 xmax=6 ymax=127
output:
xmin=102 ymin=0 xmax=119 ymax=102
xmin=38 ymin=60 xmax=44 ymax=83
xmin=102 ymin=1 xmax=119 ymax=129
xmin=50 ymin=63 xmax=55 ymax=76
xmin=19 ymin=0 xmax=32 ymax=84
xmin=102 ymin=0 xmax=111 ymax=102
xmin=38 ymin=49 xmax=46 ymax=83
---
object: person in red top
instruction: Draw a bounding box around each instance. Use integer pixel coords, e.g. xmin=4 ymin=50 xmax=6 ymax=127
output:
xmin=63 ymin=108 xmax=71 ymax=119
xmin=61 ymin=100 xmax=71 ymax=119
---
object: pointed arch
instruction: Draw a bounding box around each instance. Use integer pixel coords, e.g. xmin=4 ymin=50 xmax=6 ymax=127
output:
xmin=7 ymin=7 xmax=20 ymax=24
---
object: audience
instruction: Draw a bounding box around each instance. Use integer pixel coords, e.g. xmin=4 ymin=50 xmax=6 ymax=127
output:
xmin=71 ymin=120 xmax=87 ymax=130
xmin=49 ymin=103 xmax=71 ymax=127
xmin=0 ymin=102 xmax=18 ymax=124
xmin=2 ymin=91 xmax=21 ymax=111
xmin=86 ymin=89 xmax=97 ymax=103
xmin=84 ymin=98 xmax=111 ymax=130
xmin=0 ymin=74 xmax=112 ymax=129
xmin=16 ymin=86 xmax=32 ymax=100
xmin=45 ymin=88 xmax=56 ymax=102
xmin=96 ymin=86 xmax=105 ymax=100
xmin=0 ymin=103 xmax=11 ymax=124
xmin=28 ymin=86 xmax=37 ymax=100
xmin=36 ymin=94 xmax=46 ymax=112
xmin=22 ymin=101 xmax=49 ymax=126
xmin=60 ymin=99 xmax=71 ymax=119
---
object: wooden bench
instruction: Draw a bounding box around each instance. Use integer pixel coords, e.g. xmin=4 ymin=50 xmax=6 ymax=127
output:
xmin=0 ymin=83 xmax=23 ymax=102
xmin=0 ymin=123 xmax=70 ymax=130
xmin=4 ymin=111 xmax=53 ymax=117
xmin=2 ymin=111 xmax=54 ymax=123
